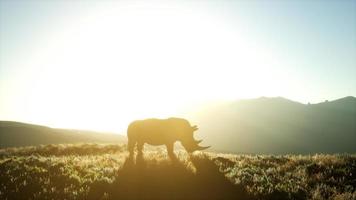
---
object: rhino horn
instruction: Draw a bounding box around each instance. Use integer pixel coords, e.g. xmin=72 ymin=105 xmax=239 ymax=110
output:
xmin=196 ymin=145 xmax=211 ymax=151
xmin=195 ymin=139 xmax=203 ymax=144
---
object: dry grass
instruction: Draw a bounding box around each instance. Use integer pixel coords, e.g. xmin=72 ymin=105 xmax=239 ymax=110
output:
xmin=0 ymin=144 xmax=355 ymax=200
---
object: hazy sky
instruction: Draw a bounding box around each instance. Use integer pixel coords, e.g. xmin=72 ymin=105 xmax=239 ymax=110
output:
xmin=0 ymin=0 xmax=355 ymax=131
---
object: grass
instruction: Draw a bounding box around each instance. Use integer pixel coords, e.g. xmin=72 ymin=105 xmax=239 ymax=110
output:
xmin=0 ymin=144 xmax=355 ymax=200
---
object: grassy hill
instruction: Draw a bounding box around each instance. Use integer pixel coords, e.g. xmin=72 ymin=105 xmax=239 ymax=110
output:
xmin=0 ymin=121 xmax=126 ymax=148
xmin=1 ymin=144 xmax=355 ymax=200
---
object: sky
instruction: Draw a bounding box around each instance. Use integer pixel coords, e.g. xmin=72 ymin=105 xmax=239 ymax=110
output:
xmin=0 ymin=0 xmax=355 ymax=132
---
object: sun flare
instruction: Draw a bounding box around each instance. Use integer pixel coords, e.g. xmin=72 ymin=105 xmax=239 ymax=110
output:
xmin=2 ymin=1 xmax=291 ymax=132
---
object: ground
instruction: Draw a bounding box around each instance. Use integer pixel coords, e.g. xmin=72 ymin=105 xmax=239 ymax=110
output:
xmin=0 ymin=144 xmax=355 ymax=200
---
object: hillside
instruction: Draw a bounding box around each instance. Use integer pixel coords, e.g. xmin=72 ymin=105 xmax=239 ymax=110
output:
xmin=1 ymin=96 xmax=355 ymax=153
xmin=193 ymin=96 xmax=356 ymax=154
xmin=0 ymin=144 xmax=355 ymax=200
xmin=0 ymin=121 xmax=126 ymax=148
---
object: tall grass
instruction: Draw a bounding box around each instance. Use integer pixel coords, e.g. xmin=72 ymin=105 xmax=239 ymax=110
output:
xmin=0 ymin=144 xmax=355 ymax=200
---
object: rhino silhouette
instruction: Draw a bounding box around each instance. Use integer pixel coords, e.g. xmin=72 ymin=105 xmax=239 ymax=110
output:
xmin=127 ymin=117 xmax=210 ymax=159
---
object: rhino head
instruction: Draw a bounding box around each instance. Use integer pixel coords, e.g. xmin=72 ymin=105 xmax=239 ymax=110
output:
xmin=179 ymin=125 xmax=210 ymax=153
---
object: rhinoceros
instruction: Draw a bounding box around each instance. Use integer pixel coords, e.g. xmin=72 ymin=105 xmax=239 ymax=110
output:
xmin=127 ymin=117 xmax=210 ymax=158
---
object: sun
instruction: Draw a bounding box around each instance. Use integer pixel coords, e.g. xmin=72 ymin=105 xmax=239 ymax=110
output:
xmin=13 ymin=1 xmax=284 ymax=133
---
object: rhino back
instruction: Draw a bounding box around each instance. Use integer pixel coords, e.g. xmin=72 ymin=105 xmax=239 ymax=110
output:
xmin=127 ymin=119 xmax=179 ymax=144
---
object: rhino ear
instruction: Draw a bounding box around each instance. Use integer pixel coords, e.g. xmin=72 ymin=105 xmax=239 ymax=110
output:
xmin=192 ymin=125 xmax=199 ymax=131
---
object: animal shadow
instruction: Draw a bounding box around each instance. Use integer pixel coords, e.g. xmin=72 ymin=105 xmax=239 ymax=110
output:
xmin=88 ymin=154 xmax=253 ymax=200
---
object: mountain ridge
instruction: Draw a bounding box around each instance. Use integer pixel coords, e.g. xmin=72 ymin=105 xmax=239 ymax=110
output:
xmin=1 ymin=96 xmax=355 ymax=153
xmin=0 ymin=121 xmax=126 ymax=148
xmin=192 ymin=96 xmax=356 ymax=154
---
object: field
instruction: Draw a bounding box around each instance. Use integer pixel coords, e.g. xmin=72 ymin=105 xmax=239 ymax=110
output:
xmin=0 ymin=144 xmax=355 ymax=200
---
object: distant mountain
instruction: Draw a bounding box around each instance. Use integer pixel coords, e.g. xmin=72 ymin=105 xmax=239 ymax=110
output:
xmin=312 ymin=96 xmax=356 ymax=112
xmin=1 ymin=96 xmax=355 ymax=153
xmin=193 ymin=96 xmax=356 ymax=154
xmin=0 ymin=121 xmax=126 ymax=148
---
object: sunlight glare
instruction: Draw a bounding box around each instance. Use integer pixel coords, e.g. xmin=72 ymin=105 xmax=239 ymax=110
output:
xmin=16 ymin=2 xmax=286 ymax=133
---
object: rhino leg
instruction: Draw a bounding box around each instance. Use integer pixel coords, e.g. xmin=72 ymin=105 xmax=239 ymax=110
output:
xmin=166 ymin=143 xmax=177 ymax=160
xmin=128 ymin=139 xmax=136 ymax=157
xmin=137 ymin=142 xmax=144 ymax=156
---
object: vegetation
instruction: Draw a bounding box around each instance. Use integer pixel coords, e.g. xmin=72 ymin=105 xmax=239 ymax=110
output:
xmin=0 ymin=144 xmax=355 ymax=200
